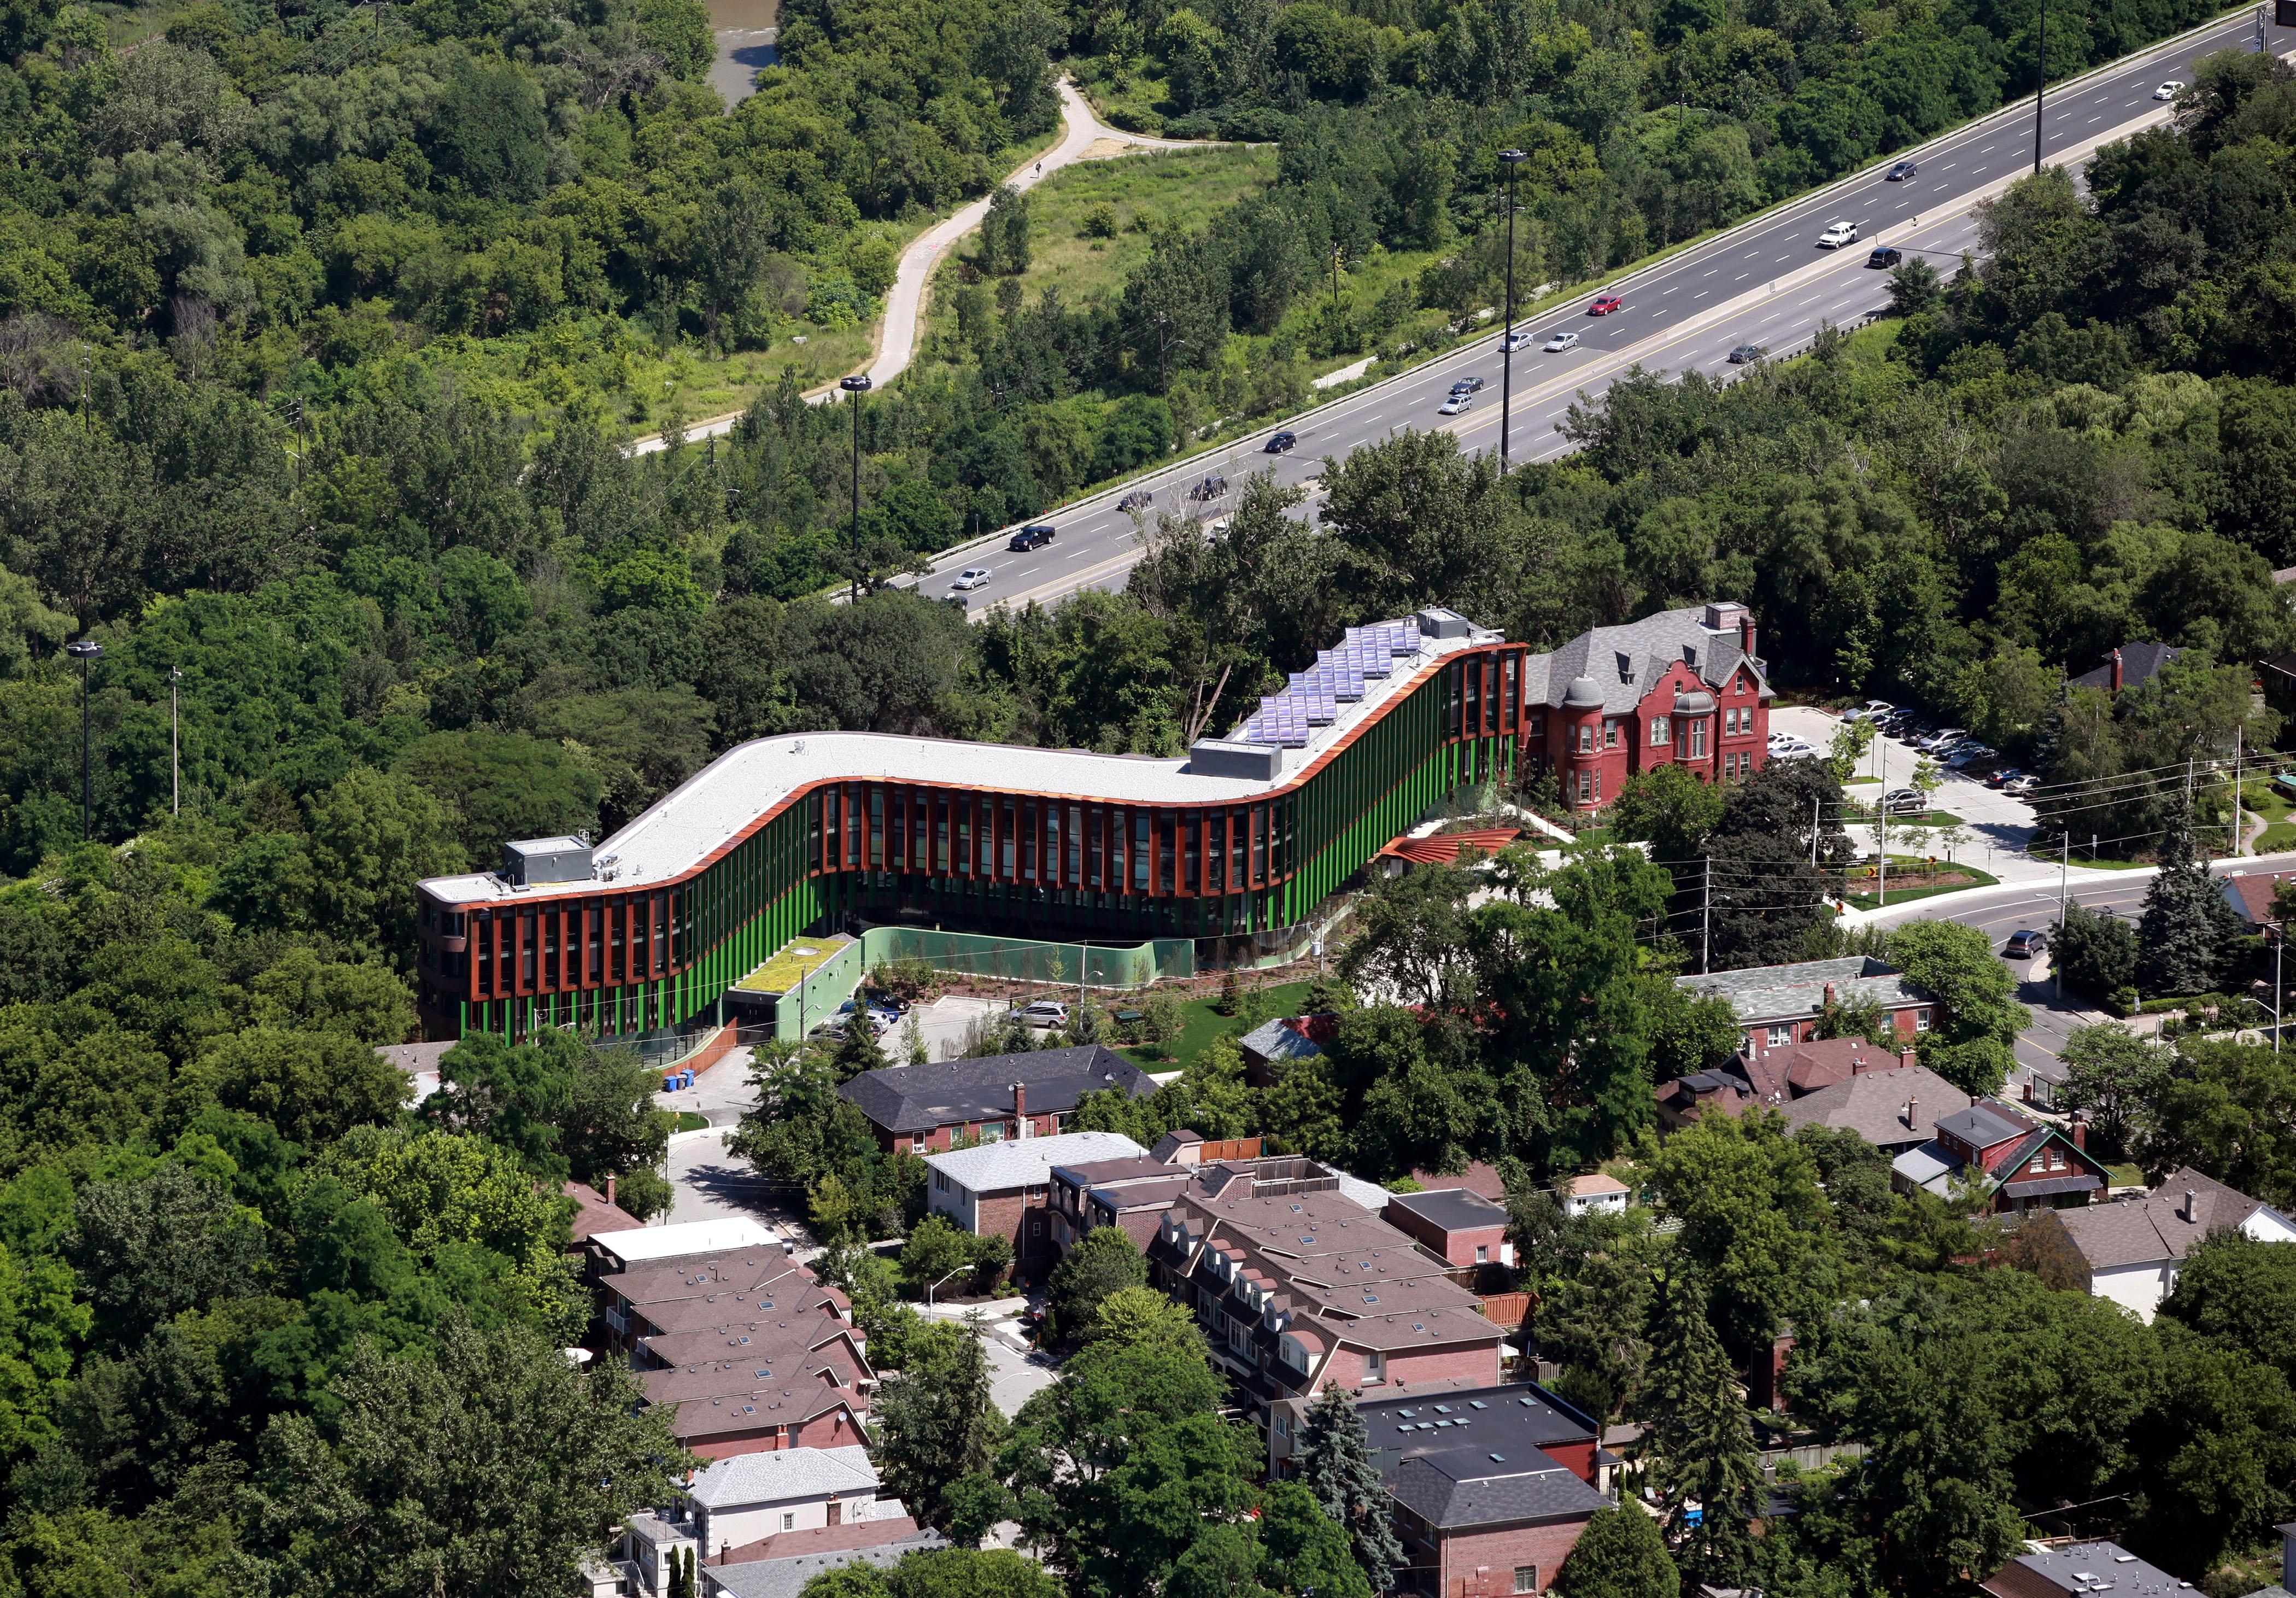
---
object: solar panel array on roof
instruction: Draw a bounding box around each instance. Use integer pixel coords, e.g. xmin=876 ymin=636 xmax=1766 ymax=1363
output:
xmin=1235 ymin=622 xmax=1425 ymax=748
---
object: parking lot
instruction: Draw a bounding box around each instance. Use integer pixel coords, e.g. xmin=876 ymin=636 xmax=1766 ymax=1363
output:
xmin=1768 ymin=704 xmax=2043 ymax=870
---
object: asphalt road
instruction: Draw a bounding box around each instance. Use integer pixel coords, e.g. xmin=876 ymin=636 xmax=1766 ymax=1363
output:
xmin=899 ymin=13 xmax=2268 ymax=617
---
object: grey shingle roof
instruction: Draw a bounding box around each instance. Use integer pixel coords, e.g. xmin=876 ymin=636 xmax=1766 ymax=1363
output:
xmin=1386 ymin=1454 xmax=1609 ymax=1528
xmin=840 ymin=1047 xmax=1157 ymax=1134
xmin=700 ymin=1535 xmax=949 ymax=1598
xmin=689 ymin=1445 xmax=877 ymax=1509
xmin=1238 ymin=1017 xmax=1326 ymax=1066
xmin=2049 ymin=1169 xmax=2272 ymax=1270
xmin=1525 ymin=604 xmax=1768 ymax=716
xmin=1776 ymin=1065 xmax=1965 ymax=1149
xmin=924 ymin=1131 xmax=1146 ymax=1193
xmin=1936 ymin=1100 xmax=2038 ymax=1151
xmin=1676 ymin=956 xmax=1926 ymax=1025
xmin=2068 ymin=641 xmax=2182 ymax=694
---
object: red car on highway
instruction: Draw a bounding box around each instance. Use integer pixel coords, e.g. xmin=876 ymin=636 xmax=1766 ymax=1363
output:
xmin=1589 ymin=295 xmax=1623 ymax=315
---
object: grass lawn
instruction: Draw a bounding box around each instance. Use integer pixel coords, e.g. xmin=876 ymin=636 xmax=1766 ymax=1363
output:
xmin=1844 ymin=807 xmax=1965 ymax=829
xmin=991 ymin=145 xmax=1278 ymax=305
xmin=674 ymin=1111 xmax=711 ymax=1133
xmin=2237 ymin=774 xmax=2296 ymax=852
xmin=1844 ymin=860 xmax=1999 ymax=910
xmin=2104 ymin=1161 xmax=2145 ymax=1189
xmin=1120 ymin=979 xmax=1315 ymax=1070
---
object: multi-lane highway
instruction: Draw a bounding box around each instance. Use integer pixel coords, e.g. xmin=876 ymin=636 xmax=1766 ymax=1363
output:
xmin=897 ymin=10 xmax=2267 ymax=616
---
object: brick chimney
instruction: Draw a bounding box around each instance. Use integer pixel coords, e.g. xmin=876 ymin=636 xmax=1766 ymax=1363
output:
xmin=2184 ymin=1187 xmax=2197 ymax=1223
xmin=2110 ymin=648 xmax=2124 ymax=693
xmin=1905 ymin=1096 xmax=1918 ymax=1131
xmin=1824 ymin=981 xmax=1838 ymax=1008
xmin=605 ymin=1173 xmax=617 ymax=1209
xmin=2070 ymin=1111 xmax=2086 ymax=1152
xmin=1012 ymin=1081 xmax=1027 ymax=1128
xmin=1739 ymin=613 xmax=1758 ymax=663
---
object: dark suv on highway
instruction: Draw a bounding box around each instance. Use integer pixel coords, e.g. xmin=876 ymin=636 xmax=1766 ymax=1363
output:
xmin=1008 ymin=524 xmax=1055 ymax=551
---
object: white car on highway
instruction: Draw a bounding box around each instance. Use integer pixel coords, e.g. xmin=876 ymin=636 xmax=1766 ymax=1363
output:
xmin=1543 ymin=330 xmax=1581 ymax=352
xmin=2154 ymin=80 xmax=2182 ymax=99
xmin=1499 ymin=330 xmax=1533 ymax=352
xmin=1438 ymin=391 xmax=1474 ymax=414
xmin=1817 ymin=220 xmax=1859 ymax=248
xmin=950 ymin=567 xmax=993 ymax=590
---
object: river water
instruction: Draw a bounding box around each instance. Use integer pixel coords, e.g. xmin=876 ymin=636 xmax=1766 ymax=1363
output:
xmin=707 ymin=0 xmax=777 ymax=107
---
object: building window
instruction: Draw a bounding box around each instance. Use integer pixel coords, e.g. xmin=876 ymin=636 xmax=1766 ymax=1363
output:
xmin=1515 ymin=1568 xmax=1540 ymax=1595
xmin=1030 ymin=1221 xmax=1042 ymax=1236
xmin=1577 ymin=723 xmax=1593 ymax=754
xmin=2048 ymin=1147 xmax=2065 ymax=1169
xmin=1529 ymin=713 xmax=1543 ymax=735
xmin=782 ymin=1513 xmax=796 ymax=1532
xmin=1603 ymin=719 xmax=1619 ymax=748
xmin=1474 ymin=1244 xmax=1489 ymax=1263
xmin=1577 ymin=770 xmax=1592 ymax=804
xmin=935 ymin=1172 xmax=949 ymax=1193
xmin=1767 ymin=1023 xmax=1793 ymax=1047
xmin=1650 ymin=716 xmax=1670 ymax=745
xmin=1915 ymin=1008 xmax=1932 ymax=1032
xmin=1689 ymin=719 xmax=1708 ymax=758
xmin=1363 ymin=1350 xmax=1384 ymax=1382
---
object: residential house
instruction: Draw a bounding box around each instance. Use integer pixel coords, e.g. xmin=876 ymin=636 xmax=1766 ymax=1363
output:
xmin=2069 ymin=641 xmax=2183 ymax=696
xmin=698 ymin=1531 xmax=950 ymax=1598
xmin=622 ymin=1447 xmax=934 ymax=1596
xmin=1655 ymin=1035 xmax=1916 ymax=1135
xmin=1981 ymin=1541 xmax=2188 ymax=1598
xmin=1370 ymin=1383 xmax=1612 ymax=1597
xmin=1891 ymin=1099 xmax=2112 ymax=1213
xmin=1557 ymin=1174 xmax=1629 ymax=1217
xmin=1653 ymin=1071 xmax=1758 ymax=1134
xmin=923 ymin=1129 xmax=1146 ymax=1268
xmin=566 ymin=1178 xmax=644 ymax=1248
xmin=1147 ymin=1162 xmax=1507 ymax=1436
xmin=2020 ymin=1167 xmax=2296 ymax=1321
xmin=1675 ymin=957 xmax=1935 ymax=1055
xmin=1774 ymin=1064 xmax=1964 ymax=1156
xmin=1047 ymin=1154 xmax=1194 ymax=1255
xmin=839 ymin=1046 xmax=1159 ymax=1153
xmin=1236 ymin=1014 xmax=1337 ymax=1088
xmin=1520 ymin=602 xmax=1774 ymax=809
xmin=590 ymin=1218 xmax=785 ymax=1281
xmin=2221 ymin=869 xmax=2296 ymax=934
xmin=1384 ymin=1187 xmax=1515 ymax=1271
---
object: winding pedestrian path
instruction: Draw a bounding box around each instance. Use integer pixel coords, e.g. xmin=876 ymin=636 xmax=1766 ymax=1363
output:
xmin=629 ymin=81 xmax=1205 ymax=456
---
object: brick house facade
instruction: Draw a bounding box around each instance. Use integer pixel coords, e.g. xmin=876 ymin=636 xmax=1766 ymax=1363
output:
xmin=1519 ymin=602 xmax=1772 ymax=811
xmin=923 ymin=1131 xmax=1147 ymax=1273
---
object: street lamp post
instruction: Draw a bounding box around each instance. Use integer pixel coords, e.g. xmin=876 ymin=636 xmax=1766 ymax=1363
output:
xmin=65 ymin=640 xmax=100 ymax=840
xmin=926 ymin=1263 xmax=968 ymax=1308
xmin=2033 ymin=0 xmax=2047 ymax=172
xmin=1498 ymin=150 xmax=1529 ymax=470
xmin=838 ymin=374 xmax=871 ymax=600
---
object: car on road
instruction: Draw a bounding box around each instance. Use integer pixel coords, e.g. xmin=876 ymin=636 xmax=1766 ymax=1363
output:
xmin=1881 ymin=788 xmax=1926 ymax=815
xmin=2004 ymin=929 xmax=2049 ymax=958
xmin=1438 ymin=391 xmax=1474 ymax=414
xmin=2154 ymin=80 xmax=2183 ymax=99
xmin=1544 ymin=329 xmax=1582 ymax=352
xmin=1204 ymin=516 xmax=1232 ymax=541
xmin=1008 ymin=524 xmax=1055 ymax=551
xmin=1887 ymin=160 xmax=1919 ymax=180
xmin=1450 ymin=376 xmax=1485 ymax=394
xmin=2002 ymin=773 xmax=2040 ymax=795
xmin=1867 ymin=245 xmax=1902 ymax=268
xmin=1728 ymin=343 xmax=1767 ymax=363
xmin=1118 ymin=489 xmax=1153 ymax=511
xmin=1818 ymin=220 xmax=1860 ymax=248
xmin=1589 ymin=295 xmax=1623 ymax=315
xmin=1020 ymin=1000 xmax=1069 ymax=1027
xmin=1500 ymin=330 xmax=1533 ymax=352
xmin=1266 ymin=431 xmax=1298 ymax=453
xmin=951 ymin=567 xmax=993 ymax=590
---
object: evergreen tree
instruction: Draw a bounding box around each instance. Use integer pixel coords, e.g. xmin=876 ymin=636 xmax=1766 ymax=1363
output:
xmin=1551 ymin=1505 xmax=1680 ymax=1598
xmin=1638 ymin=1272 xmax=1764 ymax=1588
xmin=2055 ymin=902 xmax=2140 ymax=1002
xmin=876 ymin=1314 xmax=1004 ymax=1531
xmin=1293 ymin=1385 xmax=1404 ymax=1589
xmin=2136 ymin=807 xmax=2244 ymax=998
xmin=835 ymin=1016 xmax=892 ymax=1080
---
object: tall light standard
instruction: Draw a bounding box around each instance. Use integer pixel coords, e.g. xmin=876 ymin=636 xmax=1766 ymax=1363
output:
xmin=839 ymin=374 xmax=871 ymax=600
xmin=2032 ymin=0 xmax=2047 ymax=172
xmin=65 ymin=640 xmax=100 ymax=840
xmin=1497 ymin=149 xmax=1529 ymax=470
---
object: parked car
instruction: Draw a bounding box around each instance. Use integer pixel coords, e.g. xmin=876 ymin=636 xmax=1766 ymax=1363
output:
xmin=1118 ymin=489 xmax=1153 ymax=511
xmin=1918 ymin=727 xmax=1969 ymax=751
xmin=1589 ymin=295 xmax=1623 ymax=315
xmin=2003 ymin=774 xmax=2040 ymax=795
xmin=1499 ymin=330 xmax=1533 ymax=352
xmin=1867 ymin=246 xmax=1902 ymax=268
xmin=2004 ymin=929 xmax=2049 ymax=958
xmin=1984 ymin=766 xmax=2024 ymax=788
xmin=1817 ymin=220 xmax=1860 ymax=248
xmin=1020 ymin=1000 xmax=1069 ymax=1026
xmin=1729 ymin=343 xmax=1767 ymax=364
xmin=2154 ymin=80 xmax=2183 ymax=99
xmin=1544 ymin=329 xmax=1582 ymax=352
xmin=1947 ymin=745 xmax=1997 ymax=769
xmin=863 ymin=986 xmax=912 ymax=1014
xmin=1266 ymin=431 xmax=1298 ymax=453
xmin=1008 ymin=524 xmax=1055 ymax=551
xmin=1450 ymin=376 xmax=1485 ymax=394
xmin=809 ymin=1022 xmax=849 ymax=1043
xmin=951 ymin=567 xmax=993 ymax=590
xmin=1848 ymin=700 xmax=1895 ymax=722
xmin=1438 ymin=391 xmax=1474 ymax=414
xmin=1772 ymin=739 xmax=1815 ymax=758
xmin=1887 ymin=160 xmax=1919 ymax=180
xmin=1881 ymin=788 xmax=1926 ymax=815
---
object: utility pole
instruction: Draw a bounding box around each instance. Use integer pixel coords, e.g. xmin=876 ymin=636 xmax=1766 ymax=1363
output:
xmin=838 ymin=374 xmax=871 ymax=600
xmin=169 ymin=664 xmax=181 ymax=814
xmin=2033 ymin=0 xmax=2047 ymax=173
xmin=1498 ymin=149 xmax=1528 ymax=471
xmin=1700 ymin=854 xmax=1711 ymax=975
xmin=1811 ymin=795 xmax=1820 ymax=868
xmin=2275 ymin=920 xmax=2284 ymax=1053
xmin=2055 ymin=834 xmax=2070 ymax=999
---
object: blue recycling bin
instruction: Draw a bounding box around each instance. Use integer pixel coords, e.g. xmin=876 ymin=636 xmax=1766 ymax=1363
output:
xmin=664 ymin=1074 xmax=678 ymax=1092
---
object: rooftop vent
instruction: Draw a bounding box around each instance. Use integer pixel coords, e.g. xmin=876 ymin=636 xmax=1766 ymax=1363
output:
xmin=502 ymin=836 xmax=594 ymax=886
